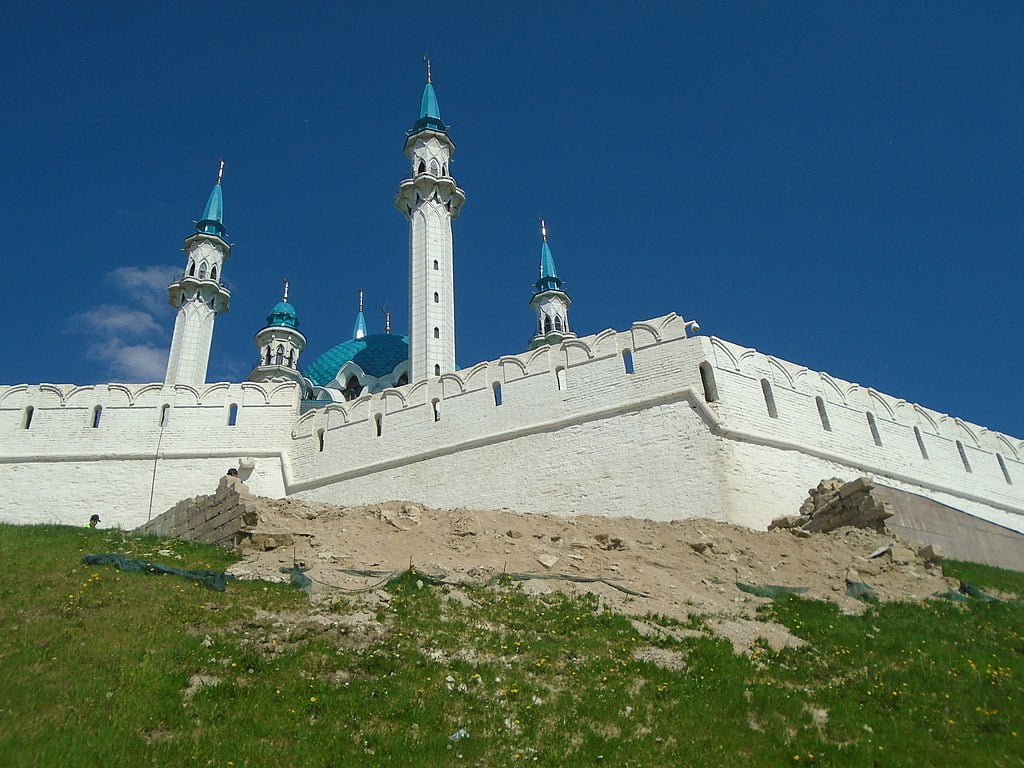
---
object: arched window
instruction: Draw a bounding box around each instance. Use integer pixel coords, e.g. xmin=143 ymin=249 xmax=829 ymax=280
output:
xmin=227 ymin=403 xmax=238 ymax=427
xmin=493 ymin=382 xmax=503 ymax=406
xmin=433 ymin=292 xmax=439 ymax=303
xmin=343 ymin=376 xmax=361 ymax=401
xmin=275 ymin=345 xmax=284 ymax=366
xmin=433 ymin=327 xmax=440 ymax=339
xmin=198 ymin=261 xmax=208 ymax=279
xmin=211 ymin=265 xmax=218 ymax=281
xmin=159 ymin=404 xmax=170 ymax=427
xmin=554 ymin=315 xmax=563 ymax=331
xmin=91 ymin=405 xmax=102 ymax=429
xmin=429 ymin=159 xmax=439 ymax=175
xmin=374 ymin=413 xmax=383 ymax=437
xmin=914 ymin=426 xmax=928 ymax=459
xmin=434 ymin=364 xmax=441 ymax=376
xmin=543 ymin=316 xmax=553 ymax=334
xmin=287 ymin=350 xmax=295 ymax=368
xmin=431 ymin=398 xmax=440 ymax=422
xmin=317 ymin=428 xmax=324 ymax=452
xmin=433 ymin=260 xmax=439 ymax=270
xmin=760 ymin=379 xmax=777 ymax=418
xmin=22 ymin=406 xmax=33 ymax=429
xmin=699 ymin=362 xmax=718 ymax=403
xmin=188 ymin=260 xmax=196 ymax=276
xmin=997 ymin=454 xmax=1013 ymax=485
xmin=815 ymin=396 xmax=831 ymax=431
xmin=264 ymin=347 xmax=272 ymax=365
xmin=417 ymin=160 xmax=426 ymax=174
xmin=956 ymin=440 xmax=972 ymax=472
xmin=555 ymin=367 xmax=566 ymax=391
xmin=866 ymin=412 xmax=882 ymax=446
xmin=622 ymin=350 xmax=635 ymax=375
xmin=442 ymin=164 xmax=448 ymax=176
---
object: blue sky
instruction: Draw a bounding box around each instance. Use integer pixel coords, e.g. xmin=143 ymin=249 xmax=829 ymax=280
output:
xmin=1 ymin=2 xmax=1021 ymax=437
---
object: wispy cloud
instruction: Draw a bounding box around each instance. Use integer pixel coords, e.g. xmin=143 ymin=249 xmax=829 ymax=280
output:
xmin=69 ymin=265 xmax=178 ymax=382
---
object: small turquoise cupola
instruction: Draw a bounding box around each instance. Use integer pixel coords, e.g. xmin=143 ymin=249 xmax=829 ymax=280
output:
xmin=528 ymin=219 xmax=576 ymax=351
xmin=266 ymin=280 xmax=299 ymax=329
xmin=353 ymin=290 xmax=368 ymax=340
xmin=534 ymin=219 xmax=565 ymax=295
xmin=196 ymin=160 xmax=227 ymax=238
xmin=410 ymin=58 xmax=447 ymax=134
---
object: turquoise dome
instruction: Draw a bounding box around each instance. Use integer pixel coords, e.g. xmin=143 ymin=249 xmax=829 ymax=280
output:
xmin=305 ymin=334 xmax=409 ymax=386
xmin=266 ymin=300 xmax=299 ymax=329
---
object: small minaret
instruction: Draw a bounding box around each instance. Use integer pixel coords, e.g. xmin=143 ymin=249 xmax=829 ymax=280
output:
xmin=165 ymin=162 xmax=232 ymax=386
xmin=528 ymin=219 xmax=576 ymax=350
xmin=249 ymin=279 xmax=307 ymax=385
xmin=395 ymin=58 xmax=466 ymax=381
xmin=353 ymin=290 xmax=367 ymax=340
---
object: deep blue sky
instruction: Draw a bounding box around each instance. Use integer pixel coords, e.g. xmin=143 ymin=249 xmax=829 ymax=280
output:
xmin=1 ymin=3 xmax=1021 ymax=437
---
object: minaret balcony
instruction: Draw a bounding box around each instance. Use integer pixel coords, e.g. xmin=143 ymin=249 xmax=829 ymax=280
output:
xmin=395 ymin=175 xmax=466 ymax=219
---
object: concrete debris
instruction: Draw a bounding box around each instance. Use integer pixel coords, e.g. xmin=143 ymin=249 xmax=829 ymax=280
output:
xmin=769 ymin=477 xmax=894 ymax=534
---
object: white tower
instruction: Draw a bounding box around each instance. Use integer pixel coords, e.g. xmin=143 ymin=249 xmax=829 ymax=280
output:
xmin=395 ymin=61 xmax=466 ymax=382
xmin=164 ymin=163 xmax=232 ymax=386
xmin=249 ymin=280 xmax=307 ymax=386
xmin=528 ymin=220 xmax=576 ymax=350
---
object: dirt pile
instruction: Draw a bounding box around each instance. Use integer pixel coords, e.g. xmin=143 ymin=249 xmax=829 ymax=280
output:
xmin=226 ymin=496 xmax=954 ymax=651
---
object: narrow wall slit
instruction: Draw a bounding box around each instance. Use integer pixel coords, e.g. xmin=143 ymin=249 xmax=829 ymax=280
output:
xmin=815 ymin=396 xmax=831 ymax=431
xmin=956 ymin=440 xmax=971 ymax=472
xmin=91 ymin=405 xmax=102 ymax=429
xmin=622 ymin=350 xmax=634 ymax=375
xmin=914 ymin=426 xmax=928 ymax=459
xmin=760 ymin=379 xmax=778 ymax=419
xmin=23 ymin=406 xmax=33 ymax=429
xmin=493 ymin=382 xmax=503 ymax=406
xmin=699 ymin=362 xmax=718 ymax=403
xmin=227 ymin=403 xmax=238 ymax=427
xmin=866 ymin=412 xmax=882 ymax=446
xmin=997 ymin=453 xmax=1013 ymax=484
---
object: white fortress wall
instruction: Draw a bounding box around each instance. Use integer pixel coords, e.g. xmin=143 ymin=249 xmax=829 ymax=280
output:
xmin=701 ymin=337 xmax=1024 ymax=531
xmin=286 ymin=314 xmax=735 ymax=521
xmin=0 ymin=381 xmax=299 ymax=528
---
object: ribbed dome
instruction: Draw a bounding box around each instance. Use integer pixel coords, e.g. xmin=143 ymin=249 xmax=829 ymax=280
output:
xmin=304 ymin=334 xmax=409 ymax=386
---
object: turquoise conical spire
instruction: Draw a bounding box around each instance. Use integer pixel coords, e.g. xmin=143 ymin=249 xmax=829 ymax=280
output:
xmin=534 ymin=219 xmax=565 ymax=294
xmin=411 ymin=58 xmax=447 ymax=134
xmin=352 ymin=290 xmax=367 ymax=340
xmin=196 ymin=160 xmax=227 ymax=238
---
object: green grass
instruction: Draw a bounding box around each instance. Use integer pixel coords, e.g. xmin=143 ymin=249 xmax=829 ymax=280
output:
xmin=1 ymin=524 xmax=1021 ymax=767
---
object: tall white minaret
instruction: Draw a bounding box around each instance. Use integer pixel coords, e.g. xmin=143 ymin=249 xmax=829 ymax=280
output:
xmin=395 ymin=59 xmax=466 ymax=382
xmin=164 ymin=162 xmax=232 ymax=386
xmin=528 ymin=219 xmax=576 ymax=350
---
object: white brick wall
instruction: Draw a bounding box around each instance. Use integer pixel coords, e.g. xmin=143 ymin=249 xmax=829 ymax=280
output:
xmin=2 ymin=313 xmax=1022 ymax=534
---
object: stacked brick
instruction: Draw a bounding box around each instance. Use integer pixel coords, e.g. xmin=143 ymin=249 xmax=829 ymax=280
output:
xmin=769 ymin=476 xmax=893 ymax=534
xmin=135 ymin=475 xmax=261 ymax=547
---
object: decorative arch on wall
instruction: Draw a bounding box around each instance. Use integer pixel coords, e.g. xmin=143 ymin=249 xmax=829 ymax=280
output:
xmin=995 ymin=435 xmax=1020 ymax=461
xmin=913 ymin=404 xmax=938 ymax=432
xmin=562 ymin=339 xmax=595 ymax=366
xmin=64 ymin=385 xmax=98 ymax=406
xmin=497 ymin=356 xmax=529 ymax=382
xmin=132 ymin=383 xmax=165 ymax=407
xmin=170 ymin=384 xmax=202 ymax=406
xmin=591 ymin=328 xmax=619 ymax=358
xmin=461 ymin=362 xmax=490 ymax=391
xmin=629 ymin=321 xmax=661 ymax=349
xmin=105 ymin=384 xmax=134 ymax=406
xmin=439 ymin=373 xmax=467 ymax=398
xmin=867 ymin=389 xmax=895 ymax=419
xmin=524 ymin=346 xmax=552 ymax=374
xmin=237 ymin=382 xmax=271 ymax=405
xmin=708 ymin=338 xmax=739 ymax=371
xmin=382 ymin=388 xmax=408 ymax=414
xmin=954 ymin=418 xmax=980 ymax=447
xmin=819 ymin=374 xmax=847 ymax=405
xmin=268 ymin=382 xmax=300 ymax=405
xmin=0 ymin=384 xmax=30 ymax=406
xmin=766 ymin=357 xmax=795 ymax=389
xmin=201 ymin=382 xmax=232 ymax=403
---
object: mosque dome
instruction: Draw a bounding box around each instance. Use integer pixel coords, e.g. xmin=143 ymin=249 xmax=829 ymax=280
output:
xmin=266 ymin=300 xmax=299 ymax=329
xmin=305 ymin=334 xmax=409 ymax=387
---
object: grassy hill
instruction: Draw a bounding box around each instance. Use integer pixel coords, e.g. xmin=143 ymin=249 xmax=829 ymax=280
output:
xmin=1 ymin=524 xmax=1021 ymax=767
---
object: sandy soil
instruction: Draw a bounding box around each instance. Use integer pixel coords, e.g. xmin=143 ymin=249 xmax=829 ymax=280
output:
xmin=225 ymin=498 xmax=955 ymax=654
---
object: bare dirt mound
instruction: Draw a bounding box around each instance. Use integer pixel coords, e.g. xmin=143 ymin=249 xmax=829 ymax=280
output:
xmin=226 ymin=498 xmax=953 ymax=652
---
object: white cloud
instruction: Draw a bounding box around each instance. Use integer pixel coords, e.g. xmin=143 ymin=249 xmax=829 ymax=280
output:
xmin=89 ymin=339 xmax=169 ymax=383
xmin=70 ymin=305 xmax=164 ymax=338
xmin=70 ymin=264 xmax=179 ymax=380
xmin=110 ymin=265 xmax=180 ymax=314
